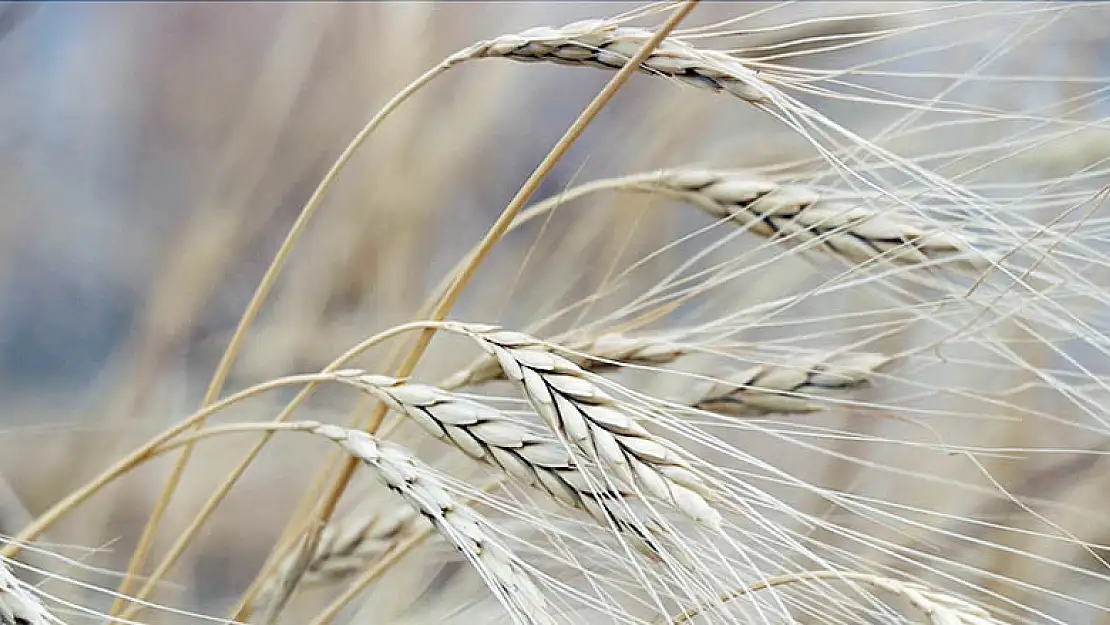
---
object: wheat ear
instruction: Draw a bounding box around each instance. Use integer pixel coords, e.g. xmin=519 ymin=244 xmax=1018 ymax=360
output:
xmin=630 ymin=169 xmax=984 ymax=268
xmin=333 ymin=372 xmax=663 ymax=549
xmin=670 ymin=570 xmax=1004 ymax=625
xmin=442 ymin=332 xmax=691 ymax=391
xmin=310 ymin=425 xmax=554 ymax=625
xmin=694 ymin=350 xmax=890 ymax=415
xmin=0 ymin=556 xmax=58 ymax=625
xmin=457 ymin=19 xmax=769 ymax=105
xmin=455 ymin=326 xmax=721 ymax=529
xmin=258 ymin=504 xmax=420 ymax=608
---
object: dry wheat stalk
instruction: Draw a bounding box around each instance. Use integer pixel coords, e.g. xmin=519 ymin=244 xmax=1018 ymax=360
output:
xmin=441 ymin=332 xmax=691 ymax=391
xmin=627 ymin=169 xmax=984 ymax=267
xmin=456 ymin=19 xmax=770 ymax=105
xmin=694 ymin=350 xmax=890 ymax=415
xmin=0 ymin=556 xmax=57 ymax=625
xmin=333 ymin=371 xmax=665 ymax=552
xmin=311 ymin=424 xmax=555 ymax=625
xmin=453 ymin=325 xmax=722 ymax=529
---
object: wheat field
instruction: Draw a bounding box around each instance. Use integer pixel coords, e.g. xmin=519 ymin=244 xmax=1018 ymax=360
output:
xmin=2 ymin=2 xmax=1110 ymax=625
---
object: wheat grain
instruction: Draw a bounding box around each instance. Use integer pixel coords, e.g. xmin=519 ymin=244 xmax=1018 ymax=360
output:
xmin=333 ymin=371 xmax=665 ymax=554
xmin=693 ymin=350 xmax=890 ymax=415
xmin=456 ymin=19 xmax=770 ymax=105
xmin=441 ymin=332 xmax=691 ymax=391
xmin=0 ymin=556 xmax=58 ymax=625
xmin=310 ymin=424 xmax=555 ymax=625
xmin=453 ymin=325 xmax=722 ymax=529
xmin=628 ymin=169 xmax=984 ymax=268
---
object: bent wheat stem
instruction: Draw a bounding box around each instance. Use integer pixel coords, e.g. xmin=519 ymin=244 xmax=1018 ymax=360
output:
xmin=0 ymin=373 xmax=340 ymax=560
xmin=115 ymin=59 xmax=463 ymax=618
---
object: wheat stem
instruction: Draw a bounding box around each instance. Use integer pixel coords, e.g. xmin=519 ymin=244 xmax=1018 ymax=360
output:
xmin=113 ymin=323 xmax=450 ymax=621
xmin=112 ymin=58 xmax=461 ymax=619
xmin=0 ymin=373 xmax=340 ymax=560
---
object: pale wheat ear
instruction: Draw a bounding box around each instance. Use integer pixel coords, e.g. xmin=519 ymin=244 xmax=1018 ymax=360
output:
xmin=693 ymin=350 xmax=891 ymax=415
xmin=258 ymin=503 xmax=422 ymax=612
xmin=331 ymin=371 xmax=665 ymax=557
xmin=309 ymin=425 xmax=556 ymax=625
xmin=634 ymin=169 xmax=988 ymax=270
xmin=458 ymin=19 xmax=771 ymax=105
xmin=668 ymin=571 xmax=1005 ymax=625
xmin=452 ymin=325 xmax=722 ymax=529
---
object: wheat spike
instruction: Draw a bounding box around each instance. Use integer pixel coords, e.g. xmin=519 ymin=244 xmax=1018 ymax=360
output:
xmin=671 ymin=571 xmax=1005 ymax=625
xmin=695 ymin=350 xmax=890 ymax=415
xmin=259 ymin=504 xmax=421 ymax=607
xmin=333 ymin=372 xmax=664 ymax=551
xmin=458 ymin=19 xmax=769 ymax=105
xmin=442 ymin=332 xmax=691 ymax=391
xmin=453 ymin=326 xmax=721 ymax=529
xmin=311 ymin=425 xmax=555 ymax=625
xmin=0 ymin=556 xmax=58 ymax=625
xmin=628 ymin=169 xmax=984 ymax=268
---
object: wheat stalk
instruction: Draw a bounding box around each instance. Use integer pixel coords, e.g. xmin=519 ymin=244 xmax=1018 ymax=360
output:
xmin=0 ymin=556 xmax=58 ymax=625
xmin=333 ymin=371 xmax=665 ymax=552
xmin=694 ymin=350 xmax=891 ymax=415
xmin=442 ymin=332 xmax=692 ymax=391
xmin=627 ymin=169 xmax=985 ymax=268
xmin=670 ymin=570 xmax=1005 ymax=625
xmin=310 ymin=424 xmax=555 ymax=625
xmin=453 ymin=325 xmax=722 ymax=529
xmin=456 ymin=19 xmax=770 ymax=105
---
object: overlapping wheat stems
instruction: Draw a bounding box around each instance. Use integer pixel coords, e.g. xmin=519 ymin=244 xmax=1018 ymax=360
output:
xmin=240 ymin=6 xmax=704 ymax=619
xmin=668 ymin=570 xmax=1005 ymax=625
xmin=442 ymin=332 xmax=692 ymax=390
xmin=694 ymin=350 xmax=891 ymax=415
xmin=310 ymin=424 xmax=555 ymax=625
xmin=452 ymin=325 xmax=721 ymax=528
xmin=0 ymin=556 xmax=58 ymax=625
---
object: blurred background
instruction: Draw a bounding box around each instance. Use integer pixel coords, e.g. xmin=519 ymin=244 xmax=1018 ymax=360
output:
xmin=2 ymin=2 xmax=1110 ymax=623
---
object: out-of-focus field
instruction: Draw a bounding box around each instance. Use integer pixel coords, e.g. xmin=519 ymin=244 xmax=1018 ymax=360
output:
xmin=2 ymin=2 xmax=1110 ymax=623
